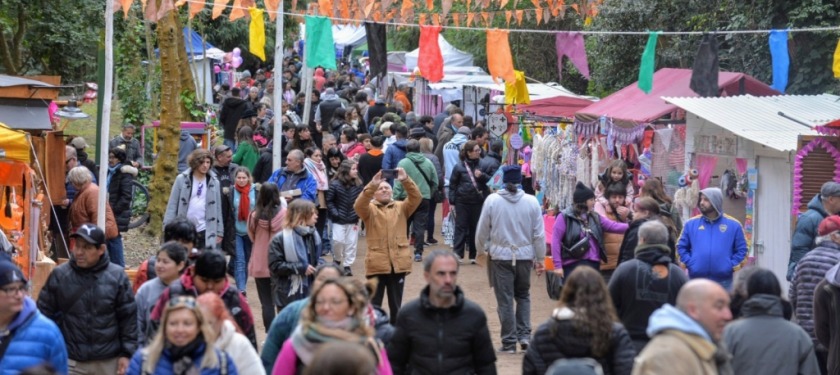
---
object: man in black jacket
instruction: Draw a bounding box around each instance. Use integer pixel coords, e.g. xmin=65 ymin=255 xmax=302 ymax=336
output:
xmin=213 ymin=145 xmax=238 ymax=259
xmin=38 ymin=224 xmax=137 ymax=375
xmin=219 ymin=87 xmax=248 ymax=150
xmin=479 ymin=139 xmax=503 ymax=177
xmin=388 ymin=250 xmax=497 ymax=374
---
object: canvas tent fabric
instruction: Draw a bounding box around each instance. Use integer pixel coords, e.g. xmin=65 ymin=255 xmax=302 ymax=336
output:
xmin=576 ymin=68 xmax=780 ymax=127
xmin=405 ymin=34 xmax=474 ymax=70
xmin=333 ymin=24 xmax=367 ymax=49
xmin=0 ymin=122 xmax=30 ymax=163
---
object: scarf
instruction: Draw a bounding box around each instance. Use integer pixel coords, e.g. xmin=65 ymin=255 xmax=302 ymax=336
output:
xmin=282 ymin=226 xmax=320 ymax=297
xmin=107 ymin=163 xmax=121 ymax=189
xmin=304 ymin=158 xmax=329 ymax=190
xmin=291 ymin=317 xmax=383 ymax=366
xmin=165 ymin=334 xmax=205 ymax=375
xmin=235 ymin=184 xmax=251 ymax=221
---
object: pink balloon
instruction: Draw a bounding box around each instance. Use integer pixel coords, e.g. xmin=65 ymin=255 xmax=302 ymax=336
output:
xmin=213 ymin=65 xmax=221 ymax=74
xmin=224 ymin=63 xmax=231 ymax=71
xmin=232 ymin=56 xmax=243 ymax=68
xmin=233 ymin=47 xmax=242 ymax=57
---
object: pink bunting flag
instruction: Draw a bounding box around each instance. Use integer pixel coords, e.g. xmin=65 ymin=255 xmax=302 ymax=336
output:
xmin=555 ymin=32 xmax=591 ymax=80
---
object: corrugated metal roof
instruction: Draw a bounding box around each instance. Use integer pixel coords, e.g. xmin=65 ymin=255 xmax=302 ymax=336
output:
xmin=663 ymin=94 xmax=840 ymax=152
xmin=0 ymin=75 xmax=55 ymax=88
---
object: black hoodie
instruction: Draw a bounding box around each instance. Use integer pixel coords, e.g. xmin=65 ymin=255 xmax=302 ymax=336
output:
xmin=219 ymin=96 xmax=248 ymax=141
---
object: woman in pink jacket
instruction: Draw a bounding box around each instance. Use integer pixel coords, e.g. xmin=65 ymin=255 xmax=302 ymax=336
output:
xmin=248 ymin=182 xmax=287 ymax=332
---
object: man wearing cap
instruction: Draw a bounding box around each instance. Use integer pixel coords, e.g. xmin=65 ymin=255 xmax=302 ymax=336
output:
xmin=790 ymin=215 xmax=840 ymax=372
xmin=0 ymin=255 xmax=68 ymax=374
xmin=677 ymin=187 xmax=748 ymax=289
xmin=408 ymin=126 xmax=426 ymax=142
xmin=220 ymin=87 xmax=249 ymax=151
xmin=38 ymin=223 xmax=137 ymax=375
xmin=476 ymin=165 xmax=546 ymax=353
xmin=788 ymin=181 xmax=840 ymax=281
xmin=442 ymin=124 xmax=471 ymax=193
xmin=108 ymin=124 xmax=142 ymax=168
xmin=148 ymin=250 xmax=257 ymax=349
xmin=213 ymin=144 xmax=240 ymax=257
xmin=394 ymin=140 xmax=438 ymax=262
xmin=70 ymin=136 xmax=97 ymax=178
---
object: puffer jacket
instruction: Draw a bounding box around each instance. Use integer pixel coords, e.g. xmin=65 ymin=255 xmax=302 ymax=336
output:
xmin=790 ymin=240 xmax=840 ymax=345
xmin=522 ymin=307 xmax=635 ymax=375
xmin=789 ymin=194 xmax=831 ymax=280
xmin=617 ymin=218 xmax=677 ymax=266
xmin=248 ymin=206 xmax=286 ymax=279
xmin=261 ymin=298 xmax=309 ymax=373
xmin=216 ymin=320 xmax=265 ymax=375
xmin=594 ymin=204 xmax=630 ymax=272
xmin=326 ymin=179 xmax=364 ymax=224
xmin=163 ymin=169 xmax=224 ymax=251
xmin=354 ymin=177 xmax=422 ymax=276
xmin=0 ymin=297 xmax=68 ymax=375
xmin=108 ymin=164 xmax=137 ymax=232
xmin=37 ymin=254 xmax=137 ymax=361
xmin=267 ymin=226 xmax=324 ymax=308
xmin=69 ymin=183 xmax=119 ymax=239
xmin=814 ymin=263 xmax=840 ymax=375
xmin=448 ymin=158 xmax=490 ymax=205
xmin=127 ymin=343 xmax=238 ymax=375
xmin=388 ymin=286 xmax=496 ymax=375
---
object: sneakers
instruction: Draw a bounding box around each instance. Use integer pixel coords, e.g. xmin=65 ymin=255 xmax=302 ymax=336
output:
xmin=426 ymin=238 xmax=439 ymax=245
xmin=497 ymin=344 xmax=516 ymax=354
xmin=519 ymin=340 xmax=530 ymax=351
xmin=414 ymin=254 xmax=423 ymax=262
xmin=470 ymin=259 xmax=476 ymax=265
xmin=344 ymin=266 xmax=353 ymax=276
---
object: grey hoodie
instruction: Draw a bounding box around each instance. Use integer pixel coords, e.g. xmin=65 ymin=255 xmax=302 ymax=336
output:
xmin=475 ymin=189 xmax=545 ymax=261
xmin=699 ymin=187 xmax=724 ymax=217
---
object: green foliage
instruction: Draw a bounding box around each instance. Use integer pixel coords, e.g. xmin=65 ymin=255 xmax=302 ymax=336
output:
xmin=179 ymin=90 xmax=207 ymax=121
xmin=115 ymin=6 xmax=151 ymax=126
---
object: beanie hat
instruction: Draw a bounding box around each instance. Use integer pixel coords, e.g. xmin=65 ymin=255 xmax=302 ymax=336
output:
xmin=502 ymin=165 xmax=522 ymax=184
xmin=457 ymin=126 xmax=471 ymax=136
xmin=573 ymin=182 xmax=595 ymax=204
xmin=194 ymin=250 xmax=227 ymax=279
xmin=818 ymin=216 xmax=840 ymax=236
xmin=0 ymin=258 xmax=26 ymax=288
xmin=409 ymin=127 xmax=425 ymax=138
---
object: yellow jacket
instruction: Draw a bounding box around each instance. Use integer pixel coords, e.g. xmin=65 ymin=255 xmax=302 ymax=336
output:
xmin=633 ymin=330 xmax=724 ymax=375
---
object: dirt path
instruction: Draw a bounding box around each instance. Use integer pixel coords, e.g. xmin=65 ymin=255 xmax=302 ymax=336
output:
xmin=245 ymin=210 xmax=556 ymax=374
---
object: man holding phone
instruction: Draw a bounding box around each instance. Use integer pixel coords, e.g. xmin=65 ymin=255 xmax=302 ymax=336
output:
xmin=267 ymin=149 xmax=318 ymax=203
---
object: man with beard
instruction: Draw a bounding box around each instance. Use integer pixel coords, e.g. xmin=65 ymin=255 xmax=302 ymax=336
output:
xmin=677 ymin=187 xmax=748 ymax=289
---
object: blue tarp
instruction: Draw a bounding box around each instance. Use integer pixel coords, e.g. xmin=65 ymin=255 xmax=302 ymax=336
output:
xmin=154 ymin=28 xmax=217 ymax=57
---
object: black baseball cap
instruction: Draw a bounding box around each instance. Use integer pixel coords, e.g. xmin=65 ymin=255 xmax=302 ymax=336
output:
xmin=70 ymin=223 xmax=106 ymax=247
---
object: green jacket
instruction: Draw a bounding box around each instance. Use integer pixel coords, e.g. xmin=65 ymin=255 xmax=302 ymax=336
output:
xmin=395 ymin=152 xmax=438 ymax=200
xmin=232 ymin=142 xmax=260 ymax=173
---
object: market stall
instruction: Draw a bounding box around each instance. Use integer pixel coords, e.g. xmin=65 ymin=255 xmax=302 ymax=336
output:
xmin=0 ymin=122 xmax=40 ymax=280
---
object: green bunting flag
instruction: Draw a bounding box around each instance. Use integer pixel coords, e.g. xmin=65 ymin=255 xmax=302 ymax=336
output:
xmin=305 ymin=16 xmax=336 ymax=70
xmin=638 ymin=31 xmax=660 ymax=94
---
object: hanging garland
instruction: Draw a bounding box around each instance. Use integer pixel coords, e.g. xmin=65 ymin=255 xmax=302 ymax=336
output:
xmin=792 ymin=137 xmax=840 ymax=215
xmin=573 ymin=116 xmax=605 ymax=139
xmin=814 ymin=125 xmax=840 ymax=137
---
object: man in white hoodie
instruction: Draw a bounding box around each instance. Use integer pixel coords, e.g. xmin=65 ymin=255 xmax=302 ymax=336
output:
xmin=475 ymin=165 xmax=545 ymax=353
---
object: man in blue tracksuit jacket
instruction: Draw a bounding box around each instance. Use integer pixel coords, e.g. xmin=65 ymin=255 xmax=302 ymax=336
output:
xmin=677 ymin=187 xmax=747 ymax=289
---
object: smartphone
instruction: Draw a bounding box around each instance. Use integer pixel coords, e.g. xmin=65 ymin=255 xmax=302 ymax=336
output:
xmin=381 ymin=169 xmax=397 ymax=179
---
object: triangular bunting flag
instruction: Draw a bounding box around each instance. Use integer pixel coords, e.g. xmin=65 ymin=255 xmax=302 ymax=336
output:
xmin=466 ymin=0 xmax=471 ymax=13
xmin=515 ymin=9 xmax=523 ymax=25
xmin=426 ymin=0 xmax=433 ymax=11
xmin=555 ymin=32 xmax=590 ymax=79
xmin=229 ymin=0 xmax=248 ymax=21
xmin=372 ymin=10 xmax=382 ymax=21
xmin=401 ymin=0 xmax=414 ymax=22
xmin=442 ymin=0 xmax=453 ymax=18
xmin=769 ymin=29 xmax=789 ymax=93
xmin=480 ymin=12 xmax=490 ymax=27
xmin=249 ymin=8 xmax=266 ymax=61
xmin=500 ymin=0 xmax=509 ymax=8
xmin=419 ymin=25 xmax=444 ymax=82
xmin=453 ymin=13 xmax=461 ymax=26
xmin=340 ymin=0 xmax=351 ymax=19
xmin=431 ymin=13 xmax=440 ymax=25
xmin=115 ymin=0 xmax=134 ymax=18
xmin=364 ymin=0 xmax=375 ymax=17
xmin=466 ymin=12 xmax=475 ymax=26
xmin=505 ymin=10 xmax=512 ymax=26
xmin=530 ymin=0 xmax=539 ymax=8
xmin=381 ymin=0 xmax=393 ymax=13
xmin=486 ymin=29 xmax=516 ymax=84
xmin=318 ymin=0 xmax=334 ymax=17
xmin=266 ymin=0 xmax=280 ymax=20
xmin=638 ymin=31 xmax=659 ymax=94
xmin=175 ymin=0 xmax=187 ymax=6
xmin=305 ymin=16 xmax=337 ymax=69
xmin=419 ymin=13 xmax=427 ymax=25
xmin=535 ymin=7 xmax=542 ymax=24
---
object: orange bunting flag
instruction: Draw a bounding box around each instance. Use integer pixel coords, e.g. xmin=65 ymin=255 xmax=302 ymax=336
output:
xmin=418 ymin=13 xmax=427 ymax=25
xmin=115 ymin=0 xmax=134 ymax=18
xmin=401 ymin=0 xmax=414 ymax=22
xmin=419 ymin=25 xmax=444 ymax=82
xmin=530 ymin=0 xmax=540 ymax=8
xmin=486 ymin=29 xmax=516 ymax=84
xmin=500 ymin=0 xmax=508 ymax=8
xmin=364 ymin=0 xmax=376 ymax=17
xmin=372 ymin=10 xmax=382 ymax=21
xmin=570 ymin=3 xmax=579 ymax=14
xmin=535 ymin=7 xmax=542 ymax=24
xmin=442 ymin=0 xmax=453 ymax=18
xmin=146 ymin=0 xmax=175 ymax=22
xmin=432 ymin=13 xmax=440 ymax=25
xmin=452 ymin=13 xmax=461 ymax=26
xmin=480 ymin=12 xmax=490 ymax=27
xmin=380 ymin=0 xmax=393 ymax=14
xmin=467 ymin=12 xmax=475 ymax=26
xmin=212 ymin=0 xmax=229 ymax=19
xmin=505 ymin=10 xmax=512 ymax=26
xmin=318 ymin=0 xmax=334 ymax=17
xmin=426 ymin=0 xmax=433 ymax=11
xmin=515 ymin=9 xmax=523 ymax=25
xmin=230 ymin=0 xmax=255 ymax=21
xmin=175 ymin=0 xmax=187 ymax=6
xmin=189 ymin=0 xmax=205 ymax=18
xmin=340 ymin=0 xmax=351 ymax=19
xmin=466 ymin=0 xmax=471 ymax=13
xmin=266 ymin=0 xmax=280 ymax=20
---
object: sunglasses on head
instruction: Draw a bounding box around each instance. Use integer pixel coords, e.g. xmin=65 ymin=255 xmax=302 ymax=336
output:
xmin=168 ymin=295 xmax=197 ymax=309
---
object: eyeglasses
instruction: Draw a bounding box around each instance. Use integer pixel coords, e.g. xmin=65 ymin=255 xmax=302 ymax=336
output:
xmin=65 ymin=157 xmax=77 ymax=164
xmin=168 ymin=295 xmax=197 ymax=309
xmin=315 ymin=298 xmax=348 ymax=308
xmin=0 ymin=284 xmax=29 ymax=296
xmin=196 ymin=182 xmax=204 ymax=198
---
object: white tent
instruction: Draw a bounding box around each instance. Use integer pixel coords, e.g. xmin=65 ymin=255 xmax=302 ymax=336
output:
xmin=405 ymin=35 xmax=473 ymax=70
xmin=332 ymin=24 xmax=367 ymax=49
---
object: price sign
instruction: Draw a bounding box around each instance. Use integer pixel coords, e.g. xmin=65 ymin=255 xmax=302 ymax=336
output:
xmin=487 ymin=114 xmax=508 ymax=138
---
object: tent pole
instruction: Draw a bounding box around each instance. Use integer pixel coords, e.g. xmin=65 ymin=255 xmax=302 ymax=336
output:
xmin=272 ymin=0 xmax=285 ymax=171
xmin=97 ymin=0 xmax=115 ymax=230
xmin=301 ymin=5 xmax=314 ymax=132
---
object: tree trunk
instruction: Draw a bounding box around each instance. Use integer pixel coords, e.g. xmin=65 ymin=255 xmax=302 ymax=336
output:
xmin=146 ymin=4 xmax=196 ymax=236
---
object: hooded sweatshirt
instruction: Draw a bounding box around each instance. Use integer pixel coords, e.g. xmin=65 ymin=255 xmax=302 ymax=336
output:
xmin=677 ymin=187 xmax=748 ymax=283
xmin=475 ymin=188 xmax=546 ymax=261
xmin=178 ymin=130 xmax=198 ymax=172
xmin=789 ymin=194 xmax=831 ymax=280
xmin=382 ymin=139 xmax=408 ymax=171
xmin=313 ymin=68 xmax=326 ymax=92
xmin=442 ymin=133 xmax=468 ymax=186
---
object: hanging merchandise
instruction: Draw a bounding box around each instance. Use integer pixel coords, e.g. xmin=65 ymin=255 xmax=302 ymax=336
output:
xmin=638 ymin=31 xmax=660 ymax=94
xmin=248 ymin=7 xmax=266 ymax=61
xmin=768 ymin=29 xmax=790 ymax=93
xmin=573 ymin=116 xmax=604 ymax=139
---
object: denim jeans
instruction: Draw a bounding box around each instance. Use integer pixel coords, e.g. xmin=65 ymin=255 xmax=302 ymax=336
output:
xmin=224 ymin=138 xmax=237 ymax=153
xmin=106 ymin=235 xmax=125 ymax=267
xmin=234 ymin=234 xmax=253 ymax=291
xmin=321 ymin=217 xmax=333 ymax=256
xmin=491 ymin=259 xmax=533 ymax=346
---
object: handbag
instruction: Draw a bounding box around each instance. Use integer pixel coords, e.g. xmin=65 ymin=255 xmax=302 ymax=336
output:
xmin=411 ymin=159 xmax=443 ymax=203
xmin=442 ymin=212 xmax=455 ymax=246
xmin=561 ymin=214 xmax=592 ymax=260
xmin=464 ymin=161 xmax=488 ymax=199
xmin=546 ymin=271 xmax=564 ymax=300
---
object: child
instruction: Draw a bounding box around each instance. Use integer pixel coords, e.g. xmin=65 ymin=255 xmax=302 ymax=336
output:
xmin=595 ymin=159 xmax=635 ymax=206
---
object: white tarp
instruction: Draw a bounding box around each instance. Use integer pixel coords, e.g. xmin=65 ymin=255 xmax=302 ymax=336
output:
xmin=332 ymin=24 xmax=366 ymax=48
xmin=405 ymin=35 xmax=474 ymax=70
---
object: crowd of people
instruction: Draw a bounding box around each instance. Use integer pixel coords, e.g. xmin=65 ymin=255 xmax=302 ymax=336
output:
xmin=4 ymin=57 xmax=840 ymax=375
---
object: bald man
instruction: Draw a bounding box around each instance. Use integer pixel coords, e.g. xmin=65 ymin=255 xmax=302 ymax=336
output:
xmin=632 ymin=279 xmax=734 ymax=375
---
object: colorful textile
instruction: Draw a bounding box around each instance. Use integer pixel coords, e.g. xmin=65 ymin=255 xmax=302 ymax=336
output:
xmin=505 ymin=70 xmax=530 ymax=105
xmin=555 ymin=32 xmax=590 ymax=79
xmin=769 ymin=30 xmax=789 ymax=93
xmin=365 ymin=22 xmax=388 ymax=79
xmin=690 ymin=34 xmax=719 ymax=97
xmin=305 ymin=16 xmax=337 ymax=70
xmin=638 ymin=31 xmax=659 ymax=94
xmin=249 ymin=7 xmax=266 ymax=61
xmin=419 ymin=25 xmax=444 ymax=82
xmin=486 ymin=29 xmax=516 ymax=84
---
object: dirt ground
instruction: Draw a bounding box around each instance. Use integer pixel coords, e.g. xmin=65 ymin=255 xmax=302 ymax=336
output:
xmin=241 ymin=211 xmax=557 ymax=374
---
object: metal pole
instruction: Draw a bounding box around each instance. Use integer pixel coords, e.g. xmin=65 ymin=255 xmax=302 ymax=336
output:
xmin=272 ymin=2 xmax=285 ymax=171
xmin=301 ymin=5 xmax=314 ymax=130
xmin=97 ymin=0 xmax=115 ymax=229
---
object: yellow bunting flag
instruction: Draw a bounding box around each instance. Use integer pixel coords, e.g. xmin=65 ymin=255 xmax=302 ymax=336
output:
xmin=834 ymin=40 xmax=840 ymax=78
xmin=248 ymin=7 xmax=266 ymax=61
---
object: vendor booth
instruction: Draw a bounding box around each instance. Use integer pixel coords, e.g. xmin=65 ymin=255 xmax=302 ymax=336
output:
xmin=0 ymin=123 xmax=38 ymax=279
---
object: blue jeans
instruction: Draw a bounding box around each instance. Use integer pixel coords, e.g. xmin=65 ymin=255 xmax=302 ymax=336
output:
xmin=321 ymin=218 xmax=333 ymax=256
xmin=224 ymin=138 xmax=237 ymax=153
xmin=234 ymin=234 xmax=252 ymax=291
xmin=106 ymin=235 xmax=125 ymax=267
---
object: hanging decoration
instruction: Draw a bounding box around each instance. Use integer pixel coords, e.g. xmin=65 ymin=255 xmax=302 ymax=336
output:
xmin=145 ymin=0 xmax=174 ymax=22
xmin=265 ymin=0 xmax=280 ymax=20
xmin=555 ymin=32 xmax=591 ymax=80
xmin=213 ymin=0 xmax=230 ymax=19
xmin=418 ymin=25 xmax=444 ymax=82
xmin=305 ymin=16 xmax=337 ymax=69
xmin=573 ymin=116 xmax=605 ymax=139
xmin=504 ymin=70 xmax=530 ymax=104
xmin=115 ymin=0 xmax=134 ymax=17
xmin=689 ymin=33 xmax=719 ymax=97
xmin=364 ymin=22 xmax=388 ymax=79
xmin=638 ymin=31 xmax=659 ymax=94
xmin=769 ymin=29 xmax=790 ymax=93
xmin=792 ymin=137 xmax=840 ymax=215
xmin=248 ymin=7 xmax=266 ymax=61
xmin=486 ymin=29 xmax=516 ymax=84
xmin=834 ymin=39 xmax=840 ymax=78
xmin=230 ymin=0 xmax=255 ymax=21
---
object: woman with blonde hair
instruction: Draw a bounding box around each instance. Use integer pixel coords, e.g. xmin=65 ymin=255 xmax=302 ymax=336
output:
xmin=127 ymin=296 xmax=237 ymax=375
xmin=197 ymin=293 xmax=265 ymax=375
xmin=523 ymin=267 xmax=635 ymax=375
xmin=268 ymin=199 xmax=324 ymax=311
xmin=272 ymin=277 xmax=392 ymax=374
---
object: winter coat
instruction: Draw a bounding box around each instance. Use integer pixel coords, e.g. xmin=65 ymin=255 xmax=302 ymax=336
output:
xmin=617 ymin=218 xmax=676 ymax=266
xmin=814 ymin=263 xmax=840 ymax=375
xmin=434 ymin=121 xmax=457 ymax=165
xmin=790 ymin=240 xmax=840 ymax=344
xmin=358 ymin=150 xmax=385 ymax=185
xmin=422 ymin=152 xmax=444 ymax=192
xmin=448 ymin=158 xmax=490 ymax=205
xmin=253 ymin=147 xmax=278 ymax=183
xmin=232 ymin=184 xmax=256 ymax=235
xmin=632 ymin=304 xmax=733 ymax=375
xmin=441 ymin=133 xmax=467 ymax=187
xmin=476 ymin=189 xmax=545 ymax=262
xmin=109 ymin=135 xmax=143 ymax=166
xmin=387 ymin=286 xmax=497 ymax=375
xmin=215 ymin=163 xmax=240 ymax=256
xmin=248 ymin=205 xmax=287 ymax=278
xmin=723 ymin=294 xmax=819 ymax=375
xmin=0 ymin=297 xmax=68 ymax=375
xmin=69 ymin=182 xmax=119 ymax=239
xmin=261 ymin=298 xmax=308 ymax=373
xmin=478 ymin=151 xmax=502 ymax=177
xmin=355 ymin=177 xmax=422 ymax=276
xmin=343 ymin=141 xmax=367 ymax=159
xmin=108 ymin=164 xmax=137 ymax=232
xmin=216 ymin=320 xmax=265 ymax=375
xmin=393 ymin=91 xmax=412 ymax=112
xmin=677 ymin=188 xmax=748 ymax=282
xmin=135 ymin=277 xmax=169 ymax=345
xmin=220 ymin=96 xmax=249 ymax=141
xmin=326 ymin=179 xmax=364 ymax=224
xmin=593 ymin=203 xmax=630 ymax=272
xmin=37 ymin=254 xmax=137 ymax=361
xmin=232 ymin=142 xmax=260 ymax=173
xmin=790 ymin=194 xmax=831 ymax=280
xmin=163 ymin=169 xmax=224 ymax=251
xmin=149 ymin=271 xmax=257 ymax=349
xmin=127 ymin=343 xmax=238 ymax=375
xmin=267 ymin=226 xmax=324 ymax=308
xmin=178 ymin=130 xmax=198 ymax=172
xmin=315 ymin=96 xmax=344 ymax=127
xmin=273 ymin=338 xmax=392 ymax=375
xmin=394 ymin=152 xmax=438 ymax=200
xmin=522 ymin=307 xmax=635 ymax=375
xmin=267 ymin=167 xmax=318 ymax=203
xmin=551 ymin=209 xmax=629 ymax=267
xmin=608 ymin=244 xmax=687 ymax=347
xmin=382 ymin=139 xmax=408 ymax=171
